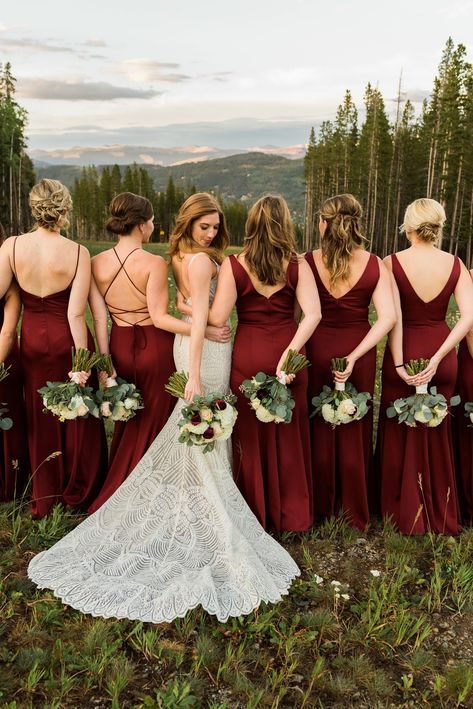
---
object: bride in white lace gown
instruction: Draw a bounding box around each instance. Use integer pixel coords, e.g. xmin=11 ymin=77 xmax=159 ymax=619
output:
xmin=28 ymin=193 xmax=300 ymax=623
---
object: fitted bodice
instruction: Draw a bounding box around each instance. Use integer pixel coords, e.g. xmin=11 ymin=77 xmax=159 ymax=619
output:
xmin=20 ymin=286 xmax=71 ymax=319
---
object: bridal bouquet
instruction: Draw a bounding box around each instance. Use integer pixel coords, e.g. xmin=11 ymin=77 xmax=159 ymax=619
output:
xmin=0 ymin=363 xmax=13 ymax=431
xmin=386 ymin=358 xmax=460 ymax=427
xmin=165 ymin=371 xmax=238 ymax=453
xmin=464 ymin=401 xmax=473 ymax=427
xmin=95 ymin=354 xmax=144 ymax=421
xmin=311 ymin=357 xmax=371 ymax=427
xmin=38 ymin=347 xmax=101 ymax=421
xmin=239 ymin=350 xmax=310 ymax=424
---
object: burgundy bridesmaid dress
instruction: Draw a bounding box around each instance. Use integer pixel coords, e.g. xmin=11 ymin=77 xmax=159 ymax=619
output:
xmin=377 ymin=254 xmax=461 ymax=535
xmin=229 ymin=255 xmax=312 ymax=533
xmin=305 ymin=252 xmax=379 ymax=530
xmin=14 ymin=240 xmax=108 ymax=518
xmin=455 ymin=339 xmax=473 ymax=525
xmin=0 ymin=297 xmax=29 ymax=501
xmin=88 ymin=248 xmax=175 ymax=513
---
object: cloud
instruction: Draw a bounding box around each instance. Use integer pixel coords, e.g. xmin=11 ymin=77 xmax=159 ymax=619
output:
xmin=121 ymin=58 xmax=190 ymax=83
xmin=84 ymin=38 xmax=107 ymax=47
xmin=0 ymin=37 xmax=76 ymax=53
xmin=18 ymin=78 xmax=162 ymax=101
xmin=387 ymin=88 xmax=430 ymax=103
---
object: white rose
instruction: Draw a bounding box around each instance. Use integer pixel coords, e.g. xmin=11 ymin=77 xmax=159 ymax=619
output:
xmin=335 ymin=409 xmax=352 ymax=424
xmin=250 ymin=397 xmax=261 ymax=411
xmin=338 ymin=398 xmax=356 ymax=416
xmin=427 ymin=417 xmax=443 ymax=427
xmin=215 ymin=426 xmax=233 ymax=441
xmin=255 ymin=406 xmax=276 ymax=423
xmin=200 ymin=407 xmax=213 ymax=422
xmin=124 ymin=397 xmax=137 ymax=410
xmin=321 ymin=404 xmax=336 ymax=424
xmin=433 ymin=405 xmax=448 ymax=420
xmin=70 ymin=394 xmax=89 ymax=417
xmin=414 ymin=405 xmax=431 ymax=423
xmin=211 ymin=421 xmax=223 ymax=437
xmin=100 ymin=401 xmax=112 ymax=417
xmin=215 ymin=404 xmax=237 ymax=426
xmin=61 ymin=408 xmax=77 ymax=420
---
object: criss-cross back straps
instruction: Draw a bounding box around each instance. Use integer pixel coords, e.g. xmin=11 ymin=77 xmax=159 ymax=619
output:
xmin=103 ymin=247 xmax=150 ymax=326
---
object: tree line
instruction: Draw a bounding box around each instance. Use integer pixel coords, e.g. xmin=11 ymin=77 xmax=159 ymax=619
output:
xmin=303 ymin=38 xmax=473 ymax=266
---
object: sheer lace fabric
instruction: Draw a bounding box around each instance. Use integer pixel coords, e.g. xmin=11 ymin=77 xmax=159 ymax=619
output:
xmin=28 ymin=273 xmax=299 ymax=623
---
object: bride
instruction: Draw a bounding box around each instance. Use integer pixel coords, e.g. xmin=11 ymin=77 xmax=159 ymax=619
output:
xmin=28 ymin=192 xmax=300 ymax=623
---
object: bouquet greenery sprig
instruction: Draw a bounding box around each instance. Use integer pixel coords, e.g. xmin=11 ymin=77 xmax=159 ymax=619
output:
xmin=165 ymin=371 xmax=237 ymax=453
xmin=38 ymin=347 xmax=100 ymax=421
xmin=387 ymin=359 xmax=460 ymax=427
xmin=0 ymin=363 xmax=13 ymax=431
xmin=464 ymin=401 xmax=473 ymax=427
xmin=311 ymin=357 xmax=371 ymax=427
xmin=94 ymin=354 xmax=144 ymax=421
xmin=239 ymin=349 xmax=310 ymax=424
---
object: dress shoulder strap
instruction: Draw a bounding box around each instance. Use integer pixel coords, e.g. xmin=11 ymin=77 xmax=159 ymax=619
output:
xmin=68 ymin=243 xmax=81 ymax=287
xmin=188 ymin=252 xmax=209 ymax=268
xmin=12 ymin=236 xmax=18 ymax=280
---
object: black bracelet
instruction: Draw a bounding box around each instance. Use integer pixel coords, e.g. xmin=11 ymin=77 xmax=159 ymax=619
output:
xmin=394 ymin=364 xmax=404 ymax=368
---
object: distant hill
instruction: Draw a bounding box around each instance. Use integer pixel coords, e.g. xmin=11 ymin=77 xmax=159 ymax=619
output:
xmin=35 ymin=152 xmax=306 ymax=214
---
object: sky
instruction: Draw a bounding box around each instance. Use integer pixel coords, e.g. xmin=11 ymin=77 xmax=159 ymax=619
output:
xmin=1 ymin=0 xmax=473 ymax=151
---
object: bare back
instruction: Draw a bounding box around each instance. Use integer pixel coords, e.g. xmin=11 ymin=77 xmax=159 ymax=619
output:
xmin=172 ymin=253 xmax=218 ymax=300
xmin=312 ymin=248 xmax=371 ymax=299
xmin=389 ymin=247 xmax=455 ymax=303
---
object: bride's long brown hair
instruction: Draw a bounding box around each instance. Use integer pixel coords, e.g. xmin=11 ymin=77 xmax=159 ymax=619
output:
xmin=168 ymin=192 xmax=229 ymax=265
xmin=319 ymin=194 xmax=367 ymax=287
xmin=243 ymin=194 xmax=298 ymax=285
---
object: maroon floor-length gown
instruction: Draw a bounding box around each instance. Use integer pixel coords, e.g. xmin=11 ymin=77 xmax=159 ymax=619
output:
xmin=0 ymin=297 xmax=30 ymax=501
xmin=455 ymin=339 xmax=473 ymax=525
xmin=305 ymin=252 xmax=379 ymax=530
xmin=229 ymin=255 xmax=312 ymax=533
xmin=14 ymin=240 xmax=108 ymax=518
xmin=88 ymin=248 xmax=175 ymax=513
xmin=378 ymin=253 xmax=461 ymax=535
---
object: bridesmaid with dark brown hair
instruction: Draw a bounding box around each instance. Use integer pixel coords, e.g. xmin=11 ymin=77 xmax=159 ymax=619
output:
xmin=0 ymin=179 xmax=108 ymax=518
xmin=305 ymin=194 xmax=396 ymax=530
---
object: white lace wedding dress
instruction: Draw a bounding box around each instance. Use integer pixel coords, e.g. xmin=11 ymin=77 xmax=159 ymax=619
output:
xmin=28 ymin=268 xmax=300 ymax=623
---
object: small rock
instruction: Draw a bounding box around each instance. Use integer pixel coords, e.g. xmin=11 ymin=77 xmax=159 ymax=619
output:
xmin=355 ymin=538 xmax=368 ymax=545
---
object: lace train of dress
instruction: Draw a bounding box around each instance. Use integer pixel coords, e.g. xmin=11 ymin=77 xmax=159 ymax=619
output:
xmin=28 ymin=331 xmax=300 ymax=623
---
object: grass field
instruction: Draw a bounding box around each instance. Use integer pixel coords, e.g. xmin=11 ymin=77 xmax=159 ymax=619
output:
xmin=0 ymin=243 xmax=471 ymax=708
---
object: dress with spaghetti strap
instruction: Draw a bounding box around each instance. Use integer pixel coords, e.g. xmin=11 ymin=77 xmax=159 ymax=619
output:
xmin=14 ymin=239 xmax=107 ymax=518
xmin=0 ymin=295 xmax=30 ymax=501
xmin=454 ymin=338 xmax=473 ymax=525
xmin=28 ymin=252 xmax=300 ymax=623
xmin=377 ymin=253 xmax=461 ymax=535
xmin=88 ymin=248 xmax=175 ymax=512
xmin=229 ymin=255 xmax=312 ymax=532
xmin=305 ymin=252 xmax=379 ymax=530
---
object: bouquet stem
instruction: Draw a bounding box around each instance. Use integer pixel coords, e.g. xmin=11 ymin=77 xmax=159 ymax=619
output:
xmin=165 ymin=372 xmax=189 ymax=399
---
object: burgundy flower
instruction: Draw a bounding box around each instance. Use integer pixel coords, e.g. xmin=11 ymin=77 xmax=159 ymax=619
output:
xmin=191 ymin=414 xmax=201 ymax=425
xmin=203 ymin=426 xmax=214 ymax=439
xmin=215 ymin=399 xmax=227 ymax=410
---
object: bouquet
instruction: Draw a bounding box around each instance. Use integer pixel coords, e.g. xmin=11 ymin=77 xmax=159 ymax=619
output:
xmin=464 ymin=401 xmax=473 ymax=427
xmin=0 ymin=363 xmax=13 ymax=431
xmin=165 ymin=371 xmax=237 ymax=453
xmin=239 ymin=350 xmax=310 ymax=424
xmin=386 ymin=358 xmax=460 ymax=427
xmin=95 ymin=354 xmax=144 ymax=421
xmin=38 ymin=347 xmax=101 ymax=421
xmin=311 ymin=357 xmax=371 ymax=427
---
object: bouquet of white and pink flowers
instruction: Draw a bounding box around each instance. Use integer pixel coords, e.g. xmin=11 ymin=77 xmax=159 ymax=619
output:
xmin=0 ymin=363 xmax=13 ymax=431
xmin=95 ymin=354 xmax=144 ymax=422
xmin=239 ymin=350 xmax=310 ymax=424
xmin=311 ymin=357 xmax=371 ymax=427
xmin=387 ymin=358 xmax=460 ymax=427
xmin=38 ymin=347 xmax=101 ymax=421
xmin=165 ymin=371 xmax=238 ymax=453
xmin=465 ymin=401 xmax=473 ymax=427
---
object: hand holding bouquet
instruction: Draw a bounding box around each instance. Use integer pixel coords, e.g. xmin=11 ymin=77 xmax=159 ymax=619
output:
xmin=387 ymin=359 xmax=460 ymax=427
xmin=239 ymin=350 xmax=310 ymax=424
xmin=165 ymin=371 xmax=237 ymax=453
xmin=94 ymin=354 xmax=144 ymax=421
xmin=0 ymin=363 xmax=13 ymax=431
xmin=311 ymin=357 xmax=371 ymax=427
xmin=38 ymin=347 xmax=101 ymax=421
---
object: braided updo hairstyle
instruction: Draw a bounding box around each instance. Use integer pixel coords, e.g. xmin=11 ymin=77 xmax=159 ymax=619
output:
xmin=401 ymin=198 xmax=446 ymax=243
xmin=319 ymin=193 xmax=367 ymax=287
xmin=29 ymin=179 xmax=73 ymax=231
xmin=105 ymin=192 xmax=153 ymax=235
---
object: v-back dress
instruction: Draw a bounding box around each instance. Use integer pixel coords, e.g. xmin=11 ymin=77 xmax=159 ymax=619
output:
xmin=88 ymin=248 xmax=175 ymax=513
xmin=14 ymin=239 xmax=107 ymax=518
xmin=377 ymin=253 xmax=461 ymax=535
xmin=229 ymin=255 xmax=312 ymax=532
xmin=28 ymin=253 xmax=299 ymax=623
xmin=305 ymin=252 xmax=379 ymax=529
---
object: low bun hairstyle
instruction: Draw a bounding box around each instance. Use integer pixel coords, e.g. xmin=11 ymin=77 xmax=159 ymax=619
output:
xmin=319 ymin=193 xmax=367 ymax=287
xmin=106 ymin=192 xmax=153 ymax=235
xmin=401 ymin=198 xmax=446 ymax=243
xmin=29 ymin=179 xmax=72 ymax=231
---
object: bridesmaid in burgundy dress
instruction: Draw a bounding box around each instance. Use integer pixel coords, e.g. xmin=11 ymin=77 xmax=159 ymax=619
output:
xmin=378 ymin=199 xmax=473 ymax=535
xmin=0 ymin=179 xmax=107 ymax=518
xmin=89 ymin=192 xmax=231 ymax=512
xmin=208 ymin=194 xmax=320 ymax=532
xmin=305 ymin=194 xmax=396 ymax=530
xmin=0 ymin=273 xmax=29 ymax=501
xmin=455 ymin=268 xmax=473 ymax=526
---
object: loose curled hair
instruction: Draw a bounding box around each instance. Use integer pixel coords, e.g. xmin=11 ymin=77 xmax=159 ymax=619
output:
xmin=168 ymin=192 xmax=229 ymax=265
xmin=29 ymin=179 xmax=73 ymax=231
xmin=243 ymin=194 xmax=297 ymax=285
xmin=106 ymin=192 xmax=153 ymax=235
xmin=401 ymin=198 xmax=445 ymax=243
xmin=319 ymin=194 xmax=367 ymax=287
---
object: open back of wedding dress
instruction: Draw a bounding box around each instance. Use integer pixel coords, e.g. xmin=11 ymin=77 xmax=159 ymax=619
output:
xmin=28 ymin=256 xmax=299 ymax=623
